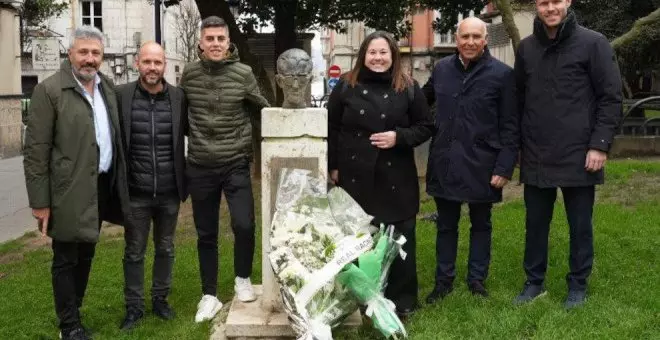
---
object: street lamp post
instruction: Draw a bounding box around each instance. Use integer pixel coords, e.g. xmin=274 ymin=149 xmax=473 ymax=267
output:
xmin=154 ymin=0 xmax=162 ymax=44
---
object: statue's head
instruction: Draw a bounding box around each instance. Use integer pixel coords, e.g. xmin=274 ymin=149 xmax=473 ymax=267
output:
xmin=275 ymin=48 xmax=313 ymax=108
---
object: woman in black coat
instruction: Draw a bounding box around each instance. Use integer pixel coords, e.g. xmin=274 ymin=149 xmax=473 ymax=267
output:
xmin=327 ymin=30 xmax=434 ymax=316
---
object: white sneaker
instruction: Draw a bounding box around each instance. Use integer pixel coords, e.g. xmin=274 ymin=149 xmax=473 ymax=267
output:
xmin=235 ymin=277 xmax=257 ymax=302
xmin=195 ymin=294 xmax=222 ymax=323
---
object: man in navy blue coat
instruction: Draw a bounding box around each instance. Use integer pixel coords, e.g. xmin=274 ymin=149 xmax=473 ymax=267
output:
xmin=422 ymin=17 xmax=519 ymax=304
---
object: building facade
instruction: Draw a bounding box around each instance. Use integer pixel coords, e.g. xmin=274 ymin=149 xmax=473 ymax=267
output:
xmin=0 ymin=1 xmax=23 ymax=159
xmin=0 ymin=2 xmax=21 ymax=95
xmin=20 ymin=0 xmax=193 ymax=94
xmin=320 ymin=7 xmax=488 ymax=91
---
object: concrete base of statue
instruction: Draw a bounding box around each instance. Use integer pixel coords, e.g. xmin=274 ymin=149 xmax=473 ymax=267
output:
xmin=218 ymin=285 xmax=363 ymax=339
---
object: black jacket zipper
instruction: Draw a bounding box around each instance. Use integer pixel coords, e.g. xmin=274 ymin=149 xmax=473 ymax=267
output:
xmin=150 ymin=97 xmax=157 ymax=198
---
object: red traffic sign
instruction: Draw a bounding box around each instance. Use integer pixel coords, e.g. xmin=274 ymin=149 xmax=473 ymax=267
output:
xmin=328 ymin=65 xmax=341 ymax=78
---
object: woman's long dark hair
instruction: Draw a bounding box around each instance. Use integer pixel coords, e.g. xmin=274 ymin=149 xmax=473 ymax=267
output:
xmin=345 ymin=30 xmax=411 ymax=92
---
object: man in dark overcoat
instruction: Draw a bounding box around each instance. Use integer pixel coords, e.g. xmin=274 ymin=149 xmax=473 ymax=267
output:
xmin=423 ymin=17 xmax=519 ymax=304
xmin=23 ymin=26 xmax=129 ymax=340
xmin=513 ymin=0 xmax=622 ymax=309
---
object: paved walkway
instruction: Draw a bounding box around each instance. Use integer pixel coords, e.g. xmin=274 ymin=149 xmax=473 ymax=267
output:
xmin=0 ymin=156 xmax=34 ymax=243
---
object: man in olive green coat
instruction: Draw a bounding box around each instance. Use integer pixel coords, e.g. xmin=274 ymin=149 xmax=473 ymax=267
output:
xmin=180 ymin=16 xmax=269 ymax=323
xmin=23 ymin=26 xmax=129 ymax=340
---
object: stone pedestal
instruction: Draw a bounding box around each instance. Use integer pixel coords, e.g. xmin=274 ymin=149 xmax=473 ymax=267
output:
xmin=222 ymin=107 xmax=360 ymax=339
xmin=224 ymin=286 xmax=362 ymax=339
xmin=259 ymin=107 xmax=329 ymax=312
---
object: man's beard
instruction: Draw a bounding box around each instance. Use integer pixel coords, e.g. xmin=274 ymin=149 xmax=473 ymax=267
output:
xmin=73 ymin=65 xmax=98 ymax=82
xmin=141 ymin=73 xmax=162 ymax=85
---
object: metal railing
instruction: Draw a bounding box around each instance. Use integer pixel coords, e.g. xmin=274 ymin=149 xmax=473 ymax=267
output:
xmin=619 ymin=96 xmax=660 ymax=136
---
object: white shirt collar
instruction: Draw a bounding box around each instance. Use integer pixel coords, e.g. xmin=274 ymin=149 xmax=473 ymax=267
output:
xmin=72 ymin=72 xmax=102 ymax=92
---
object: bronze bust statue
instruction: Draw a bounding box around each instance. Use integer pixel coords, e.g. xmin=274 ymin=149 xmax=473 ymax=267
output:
xmin=275 ymin=48 xmax=314 ymax=109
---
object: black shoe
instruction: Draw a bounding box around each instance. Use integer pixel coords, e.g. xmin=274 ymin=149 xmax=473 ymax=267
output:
xmin=468 ymin=280 xmax=489 ymax=297
xmin=425 ymin=282 xmax=453 ymax=304
xmin=513 ymin=281 xmax=547 ymax=305
xmin=120 ymin=310 xmax=144 ymax=331
xmin=564 ymin=289 xmax=587 ymax=310
xmin=60 ymin=327 xmax=90 ymax=340
xmin=394 ymin=296 xmax=418 ymax=318
xmin=395 ymin=304 xmax=418 ymax=318
xmin=153 ymin=299 xmax=176 ymax=320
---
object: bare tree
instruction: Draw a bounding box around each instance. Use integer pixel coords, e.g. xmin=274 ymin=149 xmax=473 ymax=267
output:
xmin=171 ymin=0 xmax=201 ymax=63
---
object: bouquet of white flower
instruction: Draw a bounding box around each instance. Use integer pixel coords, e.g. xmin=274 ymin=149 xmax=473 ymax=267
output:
xmin=269 ymin=168 xmax=375 ymax=340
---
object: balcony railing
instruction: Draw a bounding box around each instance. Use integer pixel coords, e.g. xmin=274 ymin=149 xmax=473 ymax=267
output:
xmin=397 ymin=36 xmax=410 ymax=47
xmin=434 ymin=31 xmax=456 ymax=47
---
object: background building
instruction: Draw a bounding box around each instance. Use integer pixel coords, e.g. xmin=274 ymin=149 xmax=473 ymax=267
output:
xmin=20 ymin=0 xmax=191 ymax=95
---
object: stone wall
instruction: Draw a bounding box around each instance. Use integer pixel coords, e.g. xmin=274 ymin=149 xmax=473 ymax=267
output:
xmin=0 ymin=97 xmax=23 ymax=159
xmin=610 ymin=136 xmax=660 ymax=158
xmin=0 ymin=6 xmax=21 ymax=95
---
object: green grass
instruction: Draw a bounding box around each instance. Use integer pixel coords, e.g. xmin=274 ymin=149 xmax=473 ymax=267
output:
xmin=0 ymin=160 xmax=659 ymax=339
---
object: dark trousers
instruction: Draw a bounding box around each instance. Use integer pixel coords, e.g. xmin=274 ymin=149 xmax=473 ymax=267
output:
xmin=123 ymin=193 xmax=180 ymax=312
xmin=51 ymin=172 xmax=110 ymax=331
xmin=434 ymin=197 xmax=493 ymax=285
xmin=375 ymin=218 xmax=418 ymax=309
xmin=52 ymin=241 xmax=96 ymax=330
xmin=187 ymin=162 xmax=255 ymax=296
xmin=523 ymin=185 xmax=595 ymax=290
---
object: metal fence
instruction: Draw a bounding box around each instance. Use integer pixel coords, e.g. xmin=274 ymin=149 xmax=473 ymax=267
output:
xmin=620 ymin=96 xmax=660 ymax=136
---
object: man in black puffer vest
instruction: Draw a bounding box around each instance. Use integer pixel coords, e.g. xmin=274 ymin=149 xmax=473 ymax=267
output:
xmin=116 ymin=42 xmax=188 ymax=330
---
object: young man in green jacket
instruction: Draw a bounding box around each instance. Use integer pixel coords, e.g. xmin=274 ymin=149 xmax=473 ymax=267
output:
xmin=179 ymin=16 xmax=270 ymax=323
xmin=23 ymin=26 xmax=129 ymax=340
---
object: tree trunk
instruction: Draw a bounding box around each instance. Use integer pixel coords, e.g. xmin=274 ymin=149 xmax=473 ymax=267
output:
xmin=194 ymin=0 xmax=275 ymax=178
xmin=274 ymin=0 xmax=298 ymax=106
xmin=494 ymin=0 xmax=521 ymax=54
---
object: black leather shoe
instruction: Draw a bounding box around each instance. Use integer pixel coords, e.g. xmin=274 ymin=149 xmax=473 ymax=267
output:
xmin=60 ymin=327 xmax=90 ymax=340
xmin=425 ymin=282 xmax=453 ymax=304
xmin=153 ymin=299 xmax=176 ymax=320
xmin=120 ymin=310 xmax=144 ymax=331
xmin=394 ymin=295 xmax=418 ymax=318
xmin=396 ymin=304 xmax=418 ymax=318
xmin=468 ymin=280 xmax=489 ymax=297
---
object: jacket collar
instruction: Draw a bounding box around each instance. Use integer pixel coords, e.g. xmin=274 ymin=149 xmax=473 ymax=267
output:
xmin=59 ymin=60 xmax=80 ymax=89
xmin=136 ymin=79 xmax=169 ymax=99
xmin=453 ymin=46 xmax=491 ymax=73
xmin=59 ymin=59 xmax=110 ymax=92
xmin=533 ymin=10 xmax=577 ymax=46
xmin=200 ymin=43 xmax=240 ymax=72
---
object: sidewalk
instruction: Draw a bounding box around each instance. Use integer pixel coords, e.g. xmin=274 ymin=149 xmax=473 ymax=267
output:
xmin=0 ymin=156 xmax=34 ymax=243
